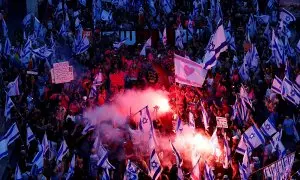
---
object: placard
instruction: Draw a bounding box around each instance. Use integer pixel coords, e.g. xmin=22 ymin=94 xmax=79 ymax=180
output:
xmin=51 ymin=61 xmax=74 ymax=84
xmin=216 ymin=117 xmax=228 ymax=128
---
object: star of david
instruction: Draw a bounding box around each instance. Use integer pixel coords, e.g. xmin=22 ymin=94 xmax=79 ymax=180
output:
xmin=265 ymin=124 xmax=271 ymax=130
xmin=142 ymin=118 xmax=148 ymax=124
xmin=128 ymin=167 xmax=136 ymax=173
xmin=285 ymin=16 xmax=290 ymax=22
xmin=126 ymin=172 xmax=137 ymax=180
xmin=151 ymin=161 xmax=158 ymax=169
xmin=290 ymin=89 xmax=295 ymax=96
xmin=207 ymin=41 xmax=215 ymax=52
xmin=249 ymin=133 xmax=255 ymax=139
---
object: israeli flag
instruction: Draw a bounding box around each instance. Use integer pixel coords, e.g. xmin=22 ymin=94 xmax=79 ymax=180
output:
xmin=201 ymin=102 xmax=209 ymax=131
xmin=75 ymin=17 xmax=81 ymax=31
xmin=147 ymin=0 xmax=156 ymax=17
xmin=270 ymin=130 xmax=286 ymax=158
xmin=74 ymin=36 xmax=90 ymax=55
xmin=271 ymin=30 xmax=286 ymax=66
xmin=281 ymin=77 xmax=298 ymax=105
xmin=239 ymin=162 xmax=249 ymax=180
xmin=124 ymin=160 xmax=139 ymax=180
xmin=26 ymin=124 xmax=35 ymax=146
xmin=4 ymin=95 xmax=14 ymax=118
xmin=55 ymin=2 xmax=67 ymax=17
xmin=215 ymin=0 xmax=223 ymax=23
xmin=297 ymin=39 xmax=300 ymax=52
xmin=42 ymin=133 xmax=49 ymax=156
xmin=97 ymin=144 xmax=115 ymax=169
xmin=170 ymin=141 xmax=183 ymax=166
xmin=187 ymin=19 xmax=194 ymax=39
xmin=56 ymin=140 xmax=69 ymax=163
xmin=260 ymin=118 xmax=277 ymax=137
xmin=20 ymin=38 xmax=32 ymax=65
xmin=7 ymin=76 xmax=20 ymax=96
xmin=0 ymin=138 xmax=8 ymax=160
xmin=4 ymin=37 xmax=11 ymax=56
xmin=210 ymin=128 xmax=221 ymax=156
xmin=175 ymin=25 xmax=184 ymax=50
xmin=271 ymin=76 xmax=282 ymax=95
xmin=278 ymin=20 xmax=291 ymax=38
xmin=175 ymin=116 xmax=184 ymax=134
xmin=162 ymin=0 xmax=172 ymax=14
xmin=140 ymin=37 xmax=151 ymax=56
xmin=204 ymin=161 xmax=215 ymax=180
xmin=247 ymin=15 xmax=256 ymax=38
xmin=4 ymin=123 xmax=20 ymax=145
xmin=101 ymin=10 xmax=112 ymax=21
xmin=78 ymin=0 xmax=86 ymax=6
xmin=66 ymin=154 xmax=76 ymax=180
xmin=280 ymin=8 xmax=296 ymax=25
xmin=149 ymin=149 xmax=162 ymax=180
xmin=101 ymin=168 xmax=110 ymax=180
xmin=34 ymin=17 xmax=47 ymax=40
xmin=93 ymin=0 xmax=102 ymax=21
xmin=31 ymin=146 xmax=44 ymax=175
xmin=243 ymin=125 xmax=265 ymax=149
xmin=267 ymin=0 xmax=276 ymax=10
xmin=242 ymin=147 xmax=251 ymax=177
xmin=293 ymin=84 xmax=300 ymax=105
xmin=202 ymin=22 xmax=228 ymax=69
xmin=59 ymin=24 xmax=68 ymax=37
xmin=223 ymin=135 xmax=231 ymax=169
xmin=23 ymin=14 xmax=33 ymax=27
xmin=188 ymin=112 xmax=196 ymax=130
xmin=254 ymin=15 xmax=270 ymax=24
xmin=2 ymin=19 xmax=8 ymax=37
xmin=32 ymin=46 xmax=52 ymax=59
xmin=82 ymin=123 xmax=95 ymax=135
xmin=263 ymin=23 xmax=271 ymax=42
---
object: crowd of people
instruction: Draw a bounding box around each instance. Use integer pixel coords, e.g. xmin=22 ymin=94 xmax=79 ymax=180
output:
xmin=0 ymin=0 xmax=300 ymax=179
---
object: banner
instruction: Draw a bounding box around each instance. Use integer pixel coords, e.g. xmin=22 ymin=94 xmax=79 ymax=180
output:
xmin=216 ymin=117 xmax=228 ymax=128
xmin=263 ymin=152 xmax=295 ymax=179
xmin=51 ymin=62 xmax=74 ymax=84
xmin=174 ymin=54 xmax=207 ymax=87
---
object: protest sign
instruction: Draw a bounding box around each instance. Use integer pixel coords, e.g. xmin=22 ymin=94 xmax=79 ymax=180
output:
xmin=51 ymin=62 xmax=74 ymax=84
xmin=216 ymin=117 xmax=228 ymax=128
xmin=263 ymin=152 xmax=295 ymax=179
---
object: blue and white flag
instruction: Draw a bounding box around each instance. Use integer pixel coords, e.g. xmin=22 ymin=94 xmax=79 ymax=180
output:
xmin=161 ymin=0 xmax=172 ymax=14
xmin=56 ymin=140 xmax=69 ymax=163
xmin=245 ymin=44 xmax=259 ymax=71
xmin=20 ymin=38 xmax=32 ymax=65
xmin=239 ymin=162 xmax=249 ymax=180
xmin=66 ymin=154 xmax=75 ymax=180
xmin=189 ymin=112 xmax=196 ymax=131
xmin=124 ymin=160 xmax=139 ymax=180
xmin=138 ymin=106 xmax=153 ymax=133
xmin=32 ymin=46 xmax=52 ymax=59
xmin=34 ymin=17 xmax=47 ymax=40
xmin=140 ymin=37 xmax=151 ymax=56
xmin=147 ymin=0 xmax=156 ymax=17
xmin=75 ymin=17 xmax=81 ymax=31
xmin=93 ymin=0 xmax=102 ymax=22
xmin=270 ymin=130 xmax=286 ymax=158
xmin=82 ymin=123 xmax=95 ymax=135
xmin=280 ymin=8 xmax=296 ymax=25
xmin=74 ymin=36 xmax=90 ymax=55
xmin=278 ymin=20 xmax=291 ymax=38
xmin=149 ymin=149 xmax=162 ymax=180
xmin=101 ymin=168 xmax=110 ymax=180
xmin=243 ymin=125 xmax=265 ymax=150
xmin=42 ymin=132 xmax=49 ymax=156
xmin=239 ymin=59 xmax=250 ymax=82
xmin=97 ymin=144 xmax=115 ymax=169
xmin=15 ymin=164 xmax=22 ymax=180
xmin=26 ymin=124 xmax=35 ymax=146
xmin=242 ymin=146 xmax=252 ymax=178
xmin=210 ymin=128 xmax=221 ymax=156
xmin=175 ymin=25 xmax=184 ymax=50
xmin=78 ymin=0 xmax=86 ymax=6
xmin=263 ymin=23 xmax=271 ymax=42
xmin=260 ymin=118 xmax=277 ymax=137
xmin=202 ymin=22 xmax=228 ymax=69
xmin=170 ymin=141 xmax=183 ymax=166
xmin=201 ymin=102 xmax=209 ymax=131
xmin=187 ymin=19 xmax=194 ymax=38
xmin=296 ymin=39 xmax=300 ymax=52
xmin=175 ymin=116 xmax=184 ymax=134
xmin=204 ymin=161 xmax=214 ymax=180
xmin=4 ymin=95 xmax=14 ymax=119
xmin=55 ymin=2 xmax=67 ymax=17
xmin=4 ymin=123 xmax=20 ymax=145
xmin=246 ymin=15 xmax=256 ymax=38
xmin=267 ymin=0 xmax=276 ymax=10
xmin=7 ymin=76 xmax=20 ymax=96
xmin=271 ymin=76 xmax=282 ymax=95
xmin=4 ymin=37 xmax=11 ymax=56
xmin=271 ymin=30 xmax=286 ymax=67
xmin=31 ymin=146 xmax=43 ymax=175
xmin=215 ymin=0 xmax=223 ymax=24
xmin=0 ymin=138 xmax=8 ymax=160
xmin=59 ymin=24 xmax=68 ymax=37
xmin=101 ymin=10 xmax=113 ymax=21
xmin=254 ymin=15 xmax=270 ymax=24
xmin=23 ymin=14 xmax=32 ymax=27
xmin=223 ymin=135 xmax=231 ymax=169
xmin=281 ymin=77 xmax=298 ymax=105
xmin=2 ymin=19 xmax=8 ymax=37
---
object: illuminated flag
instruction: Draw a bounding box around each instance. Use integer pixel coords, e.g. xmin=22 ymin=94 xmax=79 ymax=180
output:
xmin=149 ymin=149 xmax=162 ymax=180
